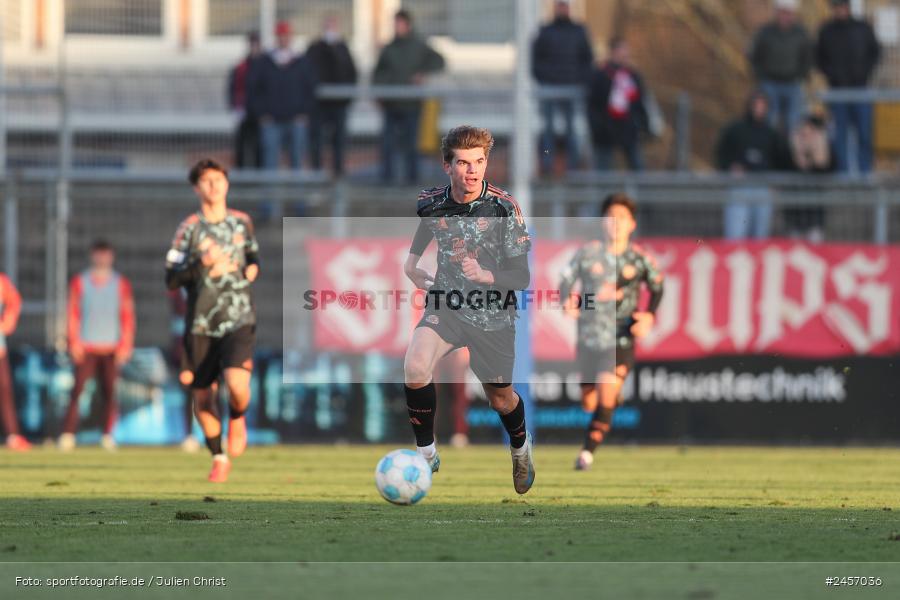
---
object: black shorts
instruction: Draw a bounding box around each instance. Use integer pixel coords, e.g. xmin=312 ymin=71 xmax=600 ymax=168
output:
xmin=182 ymin=325 xmax=256 ymax=389
xmin=417 ymin=311 xmax=515 ymax=384
xmin=577 ymin=343 xmax=635 ymax=385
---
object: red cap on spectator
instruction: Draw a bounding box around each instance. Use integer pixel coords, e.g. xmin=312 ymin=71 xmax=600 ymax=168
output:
xmin=275 ymin=21 xmax=292 ymax=36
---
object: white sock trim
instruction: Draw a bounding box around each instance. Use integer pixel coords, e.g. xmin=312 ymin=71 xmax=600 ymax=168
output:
xmin=511 ymin=443 xmax=528 ymax=457
xmin=416 ymin=442 xmax=437 ymax=459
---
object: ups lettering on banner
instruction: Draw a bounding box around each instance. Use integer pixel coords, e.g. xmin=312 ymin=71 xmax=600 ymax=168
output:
xmin=305 ymin=238 xmax=900 ymax=360
xmin=531 ymin=239 xmax=900 ymax=360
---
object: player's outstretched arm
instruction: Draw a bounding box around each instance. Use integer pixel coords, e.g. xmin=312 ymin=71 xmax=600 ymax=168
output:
xmin=404 ymin=253 xmax=434 ymax=290
xmin=631 ymin=251 xmax=665 ymax=338
xmin=243 ymin=244 xmax=260 ymax=282
xmin=405 ymin=220 xmax=435 ymax=290
xmin=165 ymin=257 xmax=197 ymax=290
xmin=165 ymin=219 xmax=198 ymax=290
xmin=67 ymin=275 xmax=84 ymax=363
xmin=0 ymin=275 xmax=21 ymax=336
xmin=497 ymin=199 xmax=531 ymax=290
xmin=116 ymin=277 xmax=136 ymax=365
xmin=642 ymin=252 xmax=665 ymax=313
xmin=484 ymin=254 xmax=530 ymax=290
xmin=242 ymin=213 xmax=260 ymax=283
xmin=557 ymin=247 xmax=583 ymax=303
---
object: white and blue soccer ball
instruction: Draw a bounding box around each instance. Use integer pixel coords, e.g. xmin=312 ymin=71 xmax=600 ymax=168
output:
xmin=375 ymin=449 xmax=432 ymax=505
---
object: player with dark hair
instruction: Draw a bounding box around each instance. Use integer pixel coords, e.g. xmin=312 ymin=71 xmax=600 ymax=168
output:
xmin=559 ymin=193 xmax=664 ymax=470
xmin=0 ymin=273 xmax=30 ymax=451
xmin=166 ymin=159 xmax=260 ymax=483
xmin=403 ymin=125 xmax=535 ymax=494
xmin=60 ymin=240 xmax=135 ymax=451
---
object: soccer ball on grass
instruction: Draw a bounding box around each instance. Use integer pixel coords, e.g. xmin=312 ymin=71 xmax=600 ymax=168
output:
xmin=375 ymin=449 xmax=432 ymax=505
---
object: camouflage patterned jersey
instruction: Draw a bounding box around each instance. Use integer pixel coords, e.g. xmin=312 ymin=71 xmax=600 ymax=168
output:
xmin=558 ymin=241 xmax=664 ymax=350
xmin=415 ymin=181 xmax=531 ymax=331
xmin=165 ymin=209 xmax=260 ymax=338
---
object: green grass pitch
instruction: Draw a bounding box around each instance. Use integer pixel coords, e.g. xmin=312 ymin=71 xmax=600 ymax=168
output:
xmin=1 ymin=444 xmax=899 ymax=563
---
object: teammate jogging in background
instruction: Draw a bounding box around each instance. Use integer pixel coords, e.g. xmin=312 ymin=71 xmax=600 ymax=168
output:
xmin=403 ymin=125 xmax=535 ymax=494
xmin=0 ymin=273 xmax=30 ymax=451
xmin=60 ymin=241 xmax=135 ymax=452
xmin=166 ymin=159 xmax=259 ymax=483
xmin=558 ymin=193 xmax=664 ymax=470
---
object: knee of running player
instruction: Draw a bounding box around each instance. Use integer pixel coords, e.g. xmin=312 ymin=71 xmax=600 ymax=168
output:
xmin=611 ymin=365 xmax=629 ymax=404
xmin=598 ymin=382 xmax=619 ymax=409
xmin=483 ymin=382 xmax=516 ymax=413
xmin=223 ymin=368 xmax=251 ymax=408
xmin=580 ymin=383 xmax=598 ymax=412
xmin=192 ymin=387 xmax=216 ymax=413
xmin=403 ymin=353 xmax=434 ymax=388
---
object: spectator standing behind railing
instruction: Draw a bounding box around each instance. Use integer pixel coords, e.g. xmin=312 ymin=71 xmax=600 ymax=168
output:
xmin=247 ymin=20 xmax=318 ymax=171
xmin=816 ymin=0 xmax=881 ymax=174
xmin=373 ymin=10 xmax=445 ymax=184
xmin=785 ymin=112 xmax=834 ymax=242
xmin=532 ymin=0 xmax=593 ymax=175
xmin=587 ymin=37 xmax=648 ymax=171
xmin=227 ymin=32 xmax=263 ymax=169
xmin=307 ymin=14 xmax=357 ymax=177
xmin=749 ymin=0 xmax=812 ymax=133
xmin=715 ymin=91 xmax=791 ymax=240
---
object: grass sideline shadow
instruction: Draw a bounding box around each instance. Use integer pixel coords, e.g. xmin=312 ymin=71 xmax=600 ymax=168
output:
xmin=1 ymin=496 xmax=899 ymax=563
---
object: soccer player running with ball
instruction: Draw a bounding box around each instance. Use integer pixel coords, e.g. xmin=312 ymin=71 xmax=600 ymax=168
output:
xmin=165 ymin=159 xmax=260 ymax=483
xmin=558 ymin=193 xmax=664 ymax=470
xmin=403 ymin=125 xmax=535 ymax=494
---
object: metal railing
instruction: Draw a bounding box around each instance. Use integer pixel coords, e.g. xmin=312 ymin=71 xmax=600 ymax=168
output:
xmin=820 ymin=89 xmax=900 ymax=102
xmin=5 ymin=77 xmax=900 ymax=176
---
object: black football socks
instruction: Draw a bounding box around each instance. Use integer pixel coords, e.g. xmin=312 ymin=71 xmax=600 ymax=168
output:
xmin=405 ymin=383 xmax=437 ymax=447
xmin=205 ymin=434 xmax=223 ymax=456
xmin=500 ymin=394 xmax=527 ymax=449
xmin=584 ymin=406 xmax=613 ymax=453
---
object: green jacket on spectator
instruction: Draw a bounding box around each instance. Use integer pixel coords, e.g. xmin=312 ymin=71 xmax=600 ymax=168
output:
xmin=750 ymin=22 xmax=813 ymax=83
xmin=373 ymin=33 xmax=445 ymax=113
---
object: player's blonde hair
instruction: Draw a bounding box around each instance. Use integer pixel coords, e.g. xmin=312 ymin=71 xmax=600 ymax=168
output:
xmin=441 ymin=126 xmax=495 ymax=164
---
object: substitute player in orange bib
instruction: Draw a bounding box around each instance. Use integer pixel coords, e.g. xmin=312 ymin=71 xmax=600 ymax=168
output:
xmin=0 ymin=273 xmax=30 ymax=451
xmin=59 ymin=241 xmax=135 ymax=452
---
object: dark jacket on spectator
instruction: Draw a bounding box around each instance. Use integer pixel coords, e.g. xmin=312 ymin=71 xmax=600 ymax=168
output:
xmin=372 ymin=34 xmax=445 ymax=113
xmin=306 ymin=37 xmax=357 ymax=109
xmin=587 ymin=61 xmax=648 ymax=146
xmin=227 ymin=55 xmax=262 ymax=111
xmin=750 ymin=22 xmax=812 ymax=83
xmin=816 ymin=17 xmax=881 ymax=88
xmin=246 ymin=52 xmax=317 ymax=121
xmin=716 ymin=105 xmax=790 ymax=172
xmin=531 ymin=16 xmax=593 ymax=84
